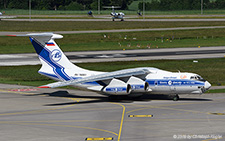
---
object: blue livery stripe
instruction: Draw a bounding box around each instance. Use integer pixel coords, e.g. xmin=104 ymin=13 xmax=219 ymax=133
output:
xmin=146 ymin=79 xmax=204 ymax=86
xmin=29 ymin=37 xmax=44 ymax=55
xmin=106 ymin=87 xmax=127 ymax=92
xmin=131 ymin=85 xmax=144 ymax=90
xmin=38 ymin=71 xmax=99 ymax=86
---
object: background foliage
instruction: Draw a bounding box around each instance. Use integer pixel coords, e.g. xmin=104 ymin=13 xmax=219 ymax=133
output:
xmin=1 ymin=0 xmax=225 ymax=11
xmin=0 ymin=0 xmax=133 ymax=10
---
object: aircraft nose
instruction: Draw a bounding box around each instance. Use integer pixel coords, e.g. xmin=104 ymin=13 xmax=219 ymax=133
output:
xmin=205 ymin=81 xmax=211 ymax=90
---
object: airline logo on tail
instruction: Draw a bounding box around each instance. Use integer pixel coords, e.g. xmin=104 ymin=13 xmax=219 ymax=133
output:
xmin=51 ymin=49 xmax=62 ymax=62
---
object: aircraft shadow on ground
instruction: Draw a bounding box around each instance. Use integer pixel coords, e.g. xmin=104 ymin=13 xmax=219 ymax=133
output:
xmin=26 ymin=90 xmax=212 ymax=106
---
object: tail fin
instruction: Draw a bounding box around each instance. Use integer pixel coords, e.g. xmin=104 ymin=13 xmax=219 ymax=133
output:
xmin=10 ymin=33 xmax=89 ymax=81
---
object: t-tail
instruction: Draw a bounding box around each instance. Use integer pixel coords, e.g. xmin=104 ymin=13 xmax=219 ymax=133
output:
xmin=8 ymin=33 xmax=99 ymax=81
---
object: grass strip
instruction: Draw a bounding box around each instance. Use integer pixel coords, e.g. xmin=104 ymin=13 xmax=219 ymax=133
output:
xmin=2 ymin=29 xmax=225 ymax=54
xmin=1 ymin=21 xmax=225 ymax=31
xmin=0 ymin=58 xmax=224 ymax=87
xmin=207 ymin=89 xmax=225 ymax=93
xmin=4 ymin=9 xmax=225 ymax=15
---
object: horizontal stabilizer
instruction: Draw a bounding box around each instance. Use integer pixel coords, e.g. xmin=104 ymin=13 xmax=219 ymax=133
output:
xmin=7 ymin=32 xmax=63 ymax=39
xmin=38 ymin=86 xmax=51 ymax=88
xmin=103 ymin=6 xmax=121 ymax=9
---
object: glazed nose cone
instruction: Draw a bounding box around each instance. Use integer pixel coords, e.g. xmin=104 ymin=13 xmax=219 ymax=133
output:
xmin=205 ymin=81 xmax=211 ymax=90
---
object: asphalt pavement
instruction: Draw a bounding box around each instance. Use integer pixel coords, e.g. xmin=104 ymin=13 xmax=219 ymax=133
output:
xmin=0 ymin=46 xmax=224 ymax=66
xmin=0 ymin=83 xmax=224 ymax=141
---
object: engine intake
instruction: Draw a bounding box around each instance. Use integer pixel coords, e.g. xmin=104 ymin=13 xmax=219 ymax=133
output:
xmin=103 ymin=79 xmax=131 ymax=95
xmin=127 ymin=76 xmax=150 ymax=93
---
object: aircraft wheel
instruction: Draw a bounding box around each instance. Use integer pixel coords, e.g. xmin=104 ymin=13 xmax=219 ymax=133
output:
xmin=121 ymin=19 xmax=124 ymax=21
xmin=173 ymin=95 xmax=179 ymax=101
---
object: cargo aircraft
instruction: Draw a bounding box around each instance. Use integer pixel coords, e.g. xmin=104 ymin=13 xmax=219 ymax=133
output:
xmin=9 ymin=33 xmax=211 ymax=101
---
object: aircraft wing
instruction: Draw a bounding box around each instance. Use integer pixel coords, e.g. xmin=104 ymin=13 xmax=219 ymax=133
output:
xmin=39 ymin=68 xmax=151 ymax=88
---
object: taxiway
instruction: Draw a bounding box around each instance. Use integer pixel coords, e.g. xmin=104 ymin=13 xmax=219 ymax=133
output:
xmin=0 ymin=46 xmax=224 ymax=66
xmin=0 ymin=84 xmax=224 ymax=141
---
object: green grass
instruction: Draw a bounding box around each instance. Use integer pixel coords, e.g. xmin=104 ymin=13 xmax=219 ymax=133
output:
xmin=4 ymin=9 xmax=225 ymax=15
xmin=0 ymin=21 xmax=225 ymax=32
xmin=2 ymin=21 xmax=225 ymax=32
xmin=0 ymin=58 xmax=224 ymax=87
xmin=128 ymin=0 xmax=155 ymax=11
xmin=207 ymin=89 xmax=225 ymax=93
xmin=0 ymin=65 xmax=55 ymax=86
xmin=2 ymin=29 xmax=225 ymax=54
xmin=15 ymin=16 xmax=225 ymax=20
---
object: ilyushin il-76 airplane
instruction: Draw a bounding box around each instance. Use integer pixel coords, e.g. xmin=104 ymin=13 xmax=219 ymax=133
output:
xmin=9 ymin=33 xmax=211 ymax=101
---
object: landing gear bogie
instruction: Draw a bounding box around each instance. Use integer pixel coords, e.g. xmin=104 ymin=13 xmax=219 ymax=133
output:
xmin=173 ymin=94 xmax=179 ymax=101
xmin=169 ymin=94 xmax=179 ymax=101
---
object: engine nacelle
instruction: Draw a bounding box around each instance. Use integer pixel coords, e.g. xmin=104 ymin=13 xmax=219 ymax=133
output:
xmin=103 ymin=78 xmax=131 ymax=95
xmin=119 ymin=12 xmax=124 ymax=16
xmin=127 ymin=76 xmax=150 ymax=93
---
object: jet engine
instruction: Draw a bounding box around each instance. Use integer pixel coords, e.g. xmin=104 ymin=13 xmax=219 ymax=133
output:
xmin=127 ymin=76 xmax=150 ymax=93
xmin=103 ymin=78 xmax=131 ymax=95
xmin=119 ymin=12 xmax=124 ymax=16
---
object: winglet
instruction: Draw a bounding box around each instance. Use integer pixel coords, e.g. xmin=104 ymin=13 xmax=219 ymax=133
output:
xmin=38 ymin=86 xmax=51 ymax=88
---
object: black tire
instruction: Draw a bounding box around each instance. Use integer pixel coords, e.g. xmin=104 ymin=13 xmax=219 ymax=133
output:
xmin=173 ymin=95 xmax=179 ymax=101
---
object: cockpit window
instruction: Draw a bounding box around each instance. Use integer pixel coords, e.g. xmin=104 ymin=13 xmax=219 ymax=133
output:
xmin=190 ymin=75 xmax=206 ymax=82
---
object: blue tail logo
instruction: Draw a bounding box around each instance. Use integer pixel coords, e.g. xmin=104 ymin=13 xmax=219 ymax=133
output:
xmin=51 ymin=49 xmax=62 ymax=62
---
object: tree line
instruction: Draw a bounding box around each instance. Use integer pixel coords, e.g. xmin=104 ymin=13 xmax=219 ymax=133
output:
xmin=2 ymin=0 xmax=225 ymax=11
xmin=138 ymin=0 xmax=225 ymax=11
xmin=0 ymin=0 xmax=133 ymax=10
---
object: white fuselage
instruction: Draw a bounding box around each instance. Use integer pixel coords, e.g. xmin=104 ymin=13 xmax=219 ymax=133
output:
xmin=111 ymin=12 xmax=124 ymax=20
xmin=66 ymin=67 xmax=211 ymax=96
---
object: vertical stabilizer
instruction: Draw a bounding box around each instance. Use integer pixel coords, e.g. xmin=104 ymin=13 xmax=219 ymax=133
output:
xmin=14 ymin=33 xmax=94 ymax=81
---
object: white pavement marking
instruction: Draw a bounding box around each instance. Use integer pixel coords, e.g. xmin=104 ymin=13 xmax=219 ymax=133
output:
xmin=0 ymin=55 xmax=28 ymax=59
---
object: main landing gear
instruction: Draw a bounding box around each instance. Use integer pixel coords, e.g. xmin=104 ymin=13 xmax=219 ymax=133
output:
xmin=169 ymin=94 xmax=180 ymax=101
xmin=173 ymin=94 xmax=180 ymax=101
